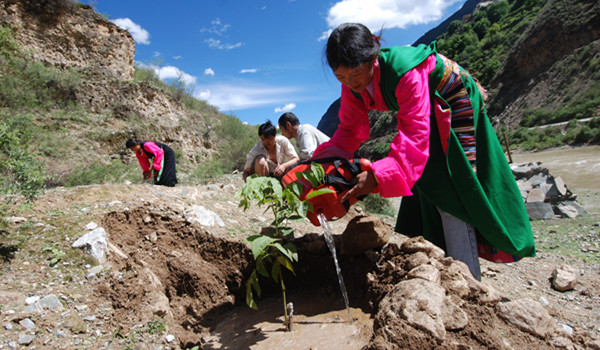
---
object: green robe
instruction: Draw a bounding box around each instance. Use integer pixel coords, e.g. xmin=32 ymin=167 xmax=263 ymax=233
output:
xmin=383 ymin=43 xmax=536 ymax=258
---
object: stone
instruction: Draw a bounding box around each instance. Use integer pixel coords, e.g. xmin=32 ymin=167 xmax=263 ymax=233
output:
xmin=7 ymin=216 xmax=27 ymax=224
xmin=400 ymin=236 xmax=445 ymax=259
xmin=72 ymin=227 xmax=108 ymax=263
xmin=526 ymin=202 xmax=555 ymax=220
xmin=550 ymin=336 xmax=574 ymax=349
xmin=496 ymin=298 xmax=555 ymax=338
xmin=556 ymin=204 xmax=579 ymax=218
xmin=405 ymin=252 xmax=431 ymax=271
xmin=143 ymin=267 xmax=172 ymax=318
xmin=526 ymin=187 xmax=546 ymax=202
xmin=554 ymin=177 xmax=567 ymax=196
xmin=551 ymin=265 xmax=577 ymax=292
xmin=84 ymin=221 xmax=98 ymax=230
xmin=511 ymin=162 xmax=542 ymax=179
xmin=528 ymin=172 xmax=548 ymax=187
xmin=18 ymin=334 xmax=35 ymax=345
xmin=19 ymin=318 xmax=35 ymax=330
xmin=39 ymin=294 xmax=64 ymax=310
xmin=559 ymin=201 xmax=587 ymax=217
xmin=184 ymin=205 xmax=225 ymax=227
xmin=377 ymin=278 xmax=468 ymax=342
xmin=407 ymin=264 xmax=440 ymax=283
xmin=341 ymin=215 xmax=391 ymax=255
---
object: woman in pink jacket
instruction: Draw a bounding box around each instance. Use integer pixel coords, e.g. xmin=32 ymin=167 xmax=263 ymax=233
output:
xmin=126 ymin=138 xmax=178 ymax=187
xmin=314 ymin=23 xmax=535 ymax=280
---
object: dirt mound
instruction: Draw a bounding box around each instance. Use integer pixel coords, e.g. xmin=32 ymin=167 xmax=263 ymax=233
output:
xmin=98 ymin=204 xmax=253 ymax=347
xmin=93 ymin=200 xmax=595 ymax=349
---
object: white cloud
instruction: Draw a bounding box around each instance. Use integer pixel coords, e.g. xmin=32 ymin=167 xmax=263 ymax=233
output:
xmin=195 ymin=83 xmax=301 ymax=111
xmin=112 ymin=18 xmax=150 ymax=45
xmin=201 ymin=18 xmax=231 ymax=36
xmin=151 ymin=65 xmax=197 ymax=86
xmin=240 ymin=68 xmax=258 ymax=74
xmin=274 ymin=103 xmax=296 ymax=113
xmin=205 ymin=38 xmax=243 ymax=50
xmin=173 ymin=55 xmax=182 ymax=60
xmin=204 ymin=68 xmax=215 ymax=76
xmin=321 ymin=0 xmax=462 ymax=39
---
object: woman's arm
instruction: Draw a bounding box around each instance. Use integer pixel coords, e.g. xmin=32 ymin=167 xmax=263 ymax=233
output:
xmin=313 ymin=87 xmax=370 ymax=157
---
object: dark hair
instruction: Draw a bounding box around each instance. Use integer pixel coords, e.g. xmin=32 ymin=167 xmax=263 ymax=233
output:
xmin=125 ymin=138 xmax=140 ymax=148
xmin=278 ymin=112 xmax=300 ymax=127
xmin=258 ymin=120 xmax=276 ymax=138
xmin=326 ymin=23 xmax=381 ymax=70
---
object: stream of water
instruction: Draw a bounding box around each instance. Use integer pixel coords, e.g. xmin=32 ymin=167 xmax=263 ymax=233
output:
xmin=317 ymin=213 xmax=353 ymax=322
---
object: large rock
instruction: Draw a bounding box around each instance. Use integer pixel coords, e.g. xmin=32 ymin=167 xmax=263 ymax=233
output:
xmin=341 ymin=215 xmax=391 ymax=255
xmin=497 ymin=298 xmax=556 ymax=338
xmin=376 ymin=278 xmax=468 ymax=342
xmin=551 ymin=264 xmax=578 ymax=292
xmin=526 ymin=202 xmax=555 ymax=220
xmin=72 ymin=227 xmax=108 ymax=263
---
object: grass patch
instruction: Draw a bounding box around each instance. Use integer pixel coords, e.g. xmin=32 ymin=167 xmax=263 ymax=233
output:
xmin=63 ymin=161 xmax=137 ymax=187
xmin=531 ymin=214 xmax=600 ymax=265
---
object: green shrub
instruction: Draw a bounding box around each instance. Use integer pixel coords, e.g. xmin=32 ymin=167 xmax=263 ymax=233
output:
xmin=216 ymin=115 xmax=257 ymax=172
xmin=0 ymin=123 xmax=46 ymax=201
xmin=190 ymin=158 xmax=226 ymax=184
xmin=361 ymin=193 xmax=395 ymax=217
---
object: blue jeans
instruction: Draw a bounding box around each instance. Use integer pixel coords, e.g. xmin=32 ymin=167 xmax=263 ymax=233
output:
xmin=437 ymin=208 xmax=481 ymax=281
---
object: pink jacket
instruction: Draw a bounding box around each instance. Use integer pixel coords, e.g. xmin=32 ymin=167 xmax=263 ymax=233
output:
xmin=314 ymin=55 xmax=438 ymax=198
xmin=136 ymin=142 xmax=164 ymax=172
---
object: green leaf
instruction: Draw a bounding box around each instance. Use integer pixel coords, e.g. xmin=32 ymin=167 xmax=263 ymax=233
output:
xmin=271 ymin=262 xmax=281 ymax=283
xmin=272 ymin=242 xmax=292 ymax=261
xmin=276 ymin=255 xmax=295 ymax=273
xmin=279 ymin=227 xmax=295 ymax=240
xmin=285 ymin=181 xmax=304 ymax=197
xmin=245 ymin=271 xmax=260 ymax=310
xmin=256 ymin=258 xmax=269 ymax=277
xmin=250 ymin=235 xmax=279 ymax=259
xmin=305 ymin=188 xmax=335 ymax=200
xmin=283 ymin=242 xmax=299 ymax=262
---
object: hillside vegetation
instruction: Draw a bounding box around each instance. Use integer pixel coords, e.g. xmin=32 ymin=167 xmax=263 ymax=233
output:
xmin=363 ymin=0 xmax=600 ymax=159
xmin=0 ymin=0 xmax=258 ymax=204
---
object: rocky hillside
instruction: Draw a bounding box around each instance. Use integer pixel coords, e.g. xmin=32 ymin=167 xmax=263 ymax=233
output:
xmin=342 ymin=0 xmax=600 ymax=159
xmin=0 ymin=0 xmax=225 ymax=183
xmin=487 ymin=0 xmax=600 ymax=125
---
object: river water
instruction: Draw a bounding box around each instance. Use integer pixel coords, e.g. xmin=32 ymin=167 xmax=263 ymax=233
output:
xmin=510 ymin=145 xmax=600 ymax=189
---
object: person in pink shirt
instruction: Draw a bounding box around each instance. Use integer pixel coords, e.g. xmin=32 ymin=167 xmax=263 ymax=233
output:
xmin=126 ymin=138 xmax=178 ymax=187
xmin=314 ymin=23 xmax=535 ymax=280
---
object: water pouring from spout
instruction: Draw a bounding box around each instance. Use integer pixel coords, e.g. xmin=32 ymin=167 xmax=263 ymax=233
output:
xmin=317 ymin=212 xmax=353 ymax=322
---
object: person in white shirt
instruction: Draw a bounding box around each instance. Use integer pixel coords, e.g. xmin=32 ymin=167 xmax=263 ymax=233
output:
xmin=242 ymin=120 xmax=299 ymax=182
xmin=278 ymin=112 xmax=330 ymax=160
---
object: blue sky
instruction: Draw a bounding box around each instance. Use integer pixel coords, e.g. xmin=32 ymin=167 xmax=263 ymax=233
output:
xmin=94 ymin=0 xmax=466 ymax=127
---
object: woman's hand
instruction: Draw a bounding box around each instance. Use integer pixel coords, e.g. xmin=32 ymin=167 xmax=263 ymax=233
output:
xmin=143 ymin=170 xmax=152 ymax=180
xmin=340 ymin=170 xmax=377 ymax=202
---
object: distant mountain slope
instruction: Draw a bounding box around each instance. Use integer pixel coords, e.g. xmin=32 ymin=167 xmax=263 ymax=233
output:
xmin=413 ymin=0 xmax=482 ymax=46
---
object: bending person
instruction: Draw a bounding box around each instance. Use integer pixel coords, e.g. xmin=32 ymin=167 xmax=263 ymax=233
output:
xmin=314 ymin=23 xmax=535 ymax=280
xmin=126 ymin=138 xmax=178 ymax=187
